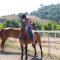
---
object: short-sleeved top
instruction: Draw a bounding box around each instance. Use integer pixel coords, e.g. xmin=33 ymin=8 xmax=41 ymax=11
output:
xmin=21 ymin=18 xmax=29 ymax=28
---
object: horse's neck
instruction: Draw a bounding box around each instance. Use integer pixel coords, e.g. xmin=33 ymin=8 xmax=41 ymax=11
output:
xmin=20 ymin=28 xmax=30 ymax=40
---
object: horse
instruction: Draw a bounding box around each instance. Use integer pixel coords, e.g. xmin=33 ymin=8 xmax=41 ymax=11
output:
xmin=19 ymin=28 xmax=43 ymax=60
xmin=0 ymin=28 xmax=21 ymax=51
xmin=0 ymin=28 xmax=43 ymax=60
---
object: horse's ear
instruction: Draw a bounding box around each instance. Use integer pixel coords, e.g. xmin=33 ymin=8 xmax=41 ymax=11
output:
xmin=21 ymin=28 xmax=24 ymax=32
xmin=21 ymin=28 xmax=26 ymax=32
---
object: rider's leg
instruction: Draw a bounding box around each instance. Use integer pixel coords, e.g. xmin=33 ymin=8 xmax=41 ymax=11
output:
xmin=27 ymin=27 xmax=35 ymax=43
xmin=28 ymin=31 xmax=35 ymax=44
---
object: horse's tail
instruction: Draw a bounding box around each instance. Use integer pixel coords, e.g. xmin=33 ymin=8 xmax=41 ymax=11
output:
xmin=0 ymin=28 xmax=4 ymax=39
xmin=34 ymin=32 xmax=41 ymax=43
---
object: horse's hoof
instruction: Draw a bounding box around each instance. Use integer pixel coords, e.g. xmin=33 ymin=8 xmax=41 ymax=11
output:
xmin=41 ymin=53 xmax=43 ymax=57
xmin=1 ymin=50 xmax=3 ymax=52
xmin=34 ymin=53 xmax=37 ymax=56
xmin=25 ymin=57 xmax=28 ymax=60
xmin=21 ymin=58 xmax=23 ymax=60
xmin=34 ymin=54 xmax=37 ymax=57
xmin=21 ymin=56 xmax=23 ymax=60
xmin=41 ymin=57 xmax=43 ymax=60
xmin=41 ymin=54 xmax=43 ymax=60
xmin=25 ymin=58 xmax=27 ymax=60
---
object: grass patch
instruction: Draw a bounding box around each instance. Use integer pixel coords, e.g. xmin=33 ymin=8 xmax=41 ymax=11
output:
xmin=43 ymin=53 xmax=60 ymax=60
xmin=5 ymin=40 xmax=20 ymax=49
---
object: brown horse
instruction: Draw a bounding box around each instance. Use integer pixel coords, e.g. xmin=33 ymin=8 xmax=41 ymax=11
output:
xmin=0 ymin=28 xmax=21 ymax=51
xmin=0 ymin=28 xmax=43 ymax=60
xmin=19 ymin=28 xmax=43 ymax=60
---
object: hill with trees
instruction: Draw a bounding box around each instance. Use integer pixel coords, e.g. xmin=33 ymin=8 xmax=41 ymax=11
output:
xmin=30 ymin=4 xmax=60 ymax=22
xmin=0 ymin=4 xmax=60 ymax=30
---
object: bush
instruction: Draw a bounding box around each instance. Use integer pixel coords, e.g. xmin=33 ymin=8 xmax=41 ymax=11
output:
xmin=0 ymin=23 xmax=5 ymax=28
xmin=36 ymin=23 xmax=42 ymax=30
xmin=5 ymin=20 xmax=21 ymax=28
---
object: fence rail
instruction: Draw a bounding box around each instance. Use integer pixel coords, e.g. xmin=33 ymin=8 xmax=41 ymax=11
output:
xmin=35 ymin=30 xmax=60 ymax=55
xmin=36 ymin=30 xmax=60 ymax=33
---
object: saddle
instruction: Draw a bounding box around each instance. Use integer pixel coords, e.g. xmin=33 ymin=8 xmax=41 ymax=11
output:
xmin=20 ymin=28 xmax=35 ymax=41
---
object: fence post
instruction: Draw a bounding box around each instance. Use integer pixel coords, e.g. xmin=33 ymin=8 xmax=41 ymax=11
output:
xmin=55 ymin=32 xmax=56 ymax=48
xmin=48 ymin=33 xmax=50 ymax=55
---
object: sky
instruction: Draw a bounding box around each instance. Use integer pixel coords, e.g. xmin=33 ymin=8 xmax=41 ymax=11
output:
xmin=0 ymin=0 xmax=60 ymax=17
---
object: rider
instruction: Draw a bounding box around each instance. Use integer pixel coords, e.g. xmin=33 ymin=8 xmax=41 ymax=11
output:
xmin=20 ymin=14 xmax=34 ymax=41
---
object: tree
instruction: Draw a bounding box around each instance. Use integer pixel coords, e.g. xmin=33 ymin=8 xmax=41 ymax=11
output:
xmin=0 ymin=23 xmax=5 ymax=28
xmin=5 ymin=20 xmax=21 ymax=28
xmin=30 ymin=4 xmax=60 ymax=21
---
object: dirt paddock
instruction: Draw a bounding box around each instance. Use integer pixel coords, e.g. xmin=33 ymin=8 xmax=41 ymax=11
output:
xmin=0 ymin=37 xmax=60 ymax=60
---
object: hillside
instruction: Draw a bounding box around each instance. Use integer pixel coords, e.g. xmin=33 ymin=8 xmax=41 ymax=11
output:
xmin=1 ymin=14 xmax=19 ymax=20
xmin=29 ymin=15 xmax=48 ymax=24
xmin=0 ymin=14 xmax=47 ymax=23
xmin=30 ymin=4 xmax=60 ymax=22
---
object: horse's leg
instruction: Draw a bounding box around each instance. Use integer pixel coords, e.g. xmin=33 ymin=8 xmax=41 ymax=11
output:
xmin=25 ymin=44 xmax=28 ymax=60
xmin=39 ymin=41 xmax=43 ymax=58
xmin=37 ymin=33 xmax=43 ymax=58
xmin=1 ymin=39 xmax=6 ymax=52
xmin=32 ymin=44 xmax=37 ymax=56
xmin=21 ymin=45 xmax=23 ymax=60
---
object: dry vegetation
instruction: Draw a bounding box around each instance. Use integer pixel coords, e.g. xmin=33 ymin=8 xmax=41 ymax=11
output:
xmin=0 ymin=37 xmax=60 ymax=60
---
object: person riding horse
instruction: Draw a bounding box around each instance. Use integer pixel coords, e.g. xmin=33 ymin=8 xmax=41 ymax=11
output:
xmin=19 ymin=14 xmax=34 ymax=42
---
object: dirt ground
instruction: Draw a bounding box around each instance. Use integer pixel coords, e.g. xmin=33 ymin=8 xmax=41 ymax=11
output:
xmin=0 ymin=37 xmax=60 ymax=60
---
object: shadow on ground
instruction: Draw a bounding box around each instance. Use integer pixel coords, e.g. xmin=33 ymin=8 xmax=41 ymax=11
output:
xmin=0 ymin=51 xmax=21 ymax=55
xmin=31 ymin=55 xmax=43 ymax=60
xmin=0 ymin=51 xmax=43 ymax=60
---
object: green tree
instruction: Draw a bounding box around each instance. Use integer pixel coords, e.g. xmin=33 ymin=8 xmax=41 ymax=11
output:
xmin=36 ymin=23 xmax=42 ymax=30
xmin=43 ymin=21 xmax=57 ymax=30
xmin=30 ymin=4 xmax=60 ymax=21
xmin=0 ymin=23 xmax=5 ymax=28
xmin=5 ymin=20 xmax=21 ymax=28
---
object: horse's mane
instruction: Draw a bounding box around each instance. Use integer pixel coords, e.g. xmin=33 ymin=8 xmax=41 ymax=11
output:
xmin=4 ymin=28 xmax=21 ymax=30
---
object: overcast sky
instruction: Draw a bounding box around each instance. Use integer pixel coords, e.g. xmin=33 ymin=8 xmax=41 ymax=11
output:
xmin=0 ymin=0 xmax=60 ymax=16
